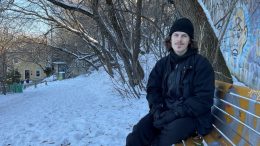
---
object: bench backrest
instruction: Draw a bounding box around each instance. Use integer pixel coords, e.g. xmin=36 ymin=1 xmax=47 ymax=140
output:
xmin=208 ymin=80 xmax=260 ymax=146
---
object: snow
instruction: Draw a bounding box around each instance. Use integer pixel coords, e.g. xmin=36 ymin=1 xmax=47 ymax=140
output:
xmin=0 ymin=66 xmax=245 ymax=146
xmin=42 ymin=75 xmax=57 ymax=82
xmin=0 ymin=69 xmax=148 ymax=146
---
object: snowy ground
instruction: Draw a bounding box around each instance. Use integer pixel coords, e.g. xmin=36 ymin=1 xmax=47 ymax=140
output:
xmin=0 ymin=68 xmax=244 ymax=146
xmin=0 ymin=70 xmax=148 ymax=146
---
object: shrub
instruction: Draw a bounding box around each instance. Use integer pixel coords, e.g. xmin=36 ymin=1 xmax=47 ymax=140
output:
xmin=6 ymin=69 xmax=21 ymax=84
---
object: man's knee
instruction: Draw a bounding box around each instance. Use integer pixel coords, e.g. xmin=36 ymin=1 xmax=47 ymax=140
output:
xmin=125 ymin=114 xmax=156 ymax=146
xmin=126 ymin=132 xmax=136 ymax=146
xmin=153 ymin=118 xmax=196 ymax=145
xmin=125 ymin=125 xmax=149 ymax=146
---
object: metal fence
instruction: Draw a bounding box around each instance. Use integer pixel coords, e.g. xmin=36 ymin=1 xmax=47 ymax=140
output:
xmin=0 ymin=83 xmax=23 ymax=94
xmin=0 ymin=80 xmax=48 ymax=94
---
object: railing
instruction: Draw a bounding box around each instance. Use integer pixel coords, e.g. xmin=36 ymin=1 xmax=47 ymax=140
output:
xmin=23 ymin=80 xmax=48 ymax=89
xmin=0 ymin=79 xmax=50 ymax=94
xmin=0 ymin=83 xmax=23 ymax=93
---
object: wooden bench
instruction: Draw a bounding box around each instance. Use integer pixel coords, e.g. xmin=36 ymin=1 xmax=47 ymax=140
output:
xmin=175 ymin=80 xmax=260 ymax=146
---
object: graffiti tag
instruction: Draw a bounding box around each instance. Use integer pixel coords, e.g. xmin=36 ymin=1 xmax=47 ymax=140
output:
xmin=248 ymin=89 xmax=260 ymax=101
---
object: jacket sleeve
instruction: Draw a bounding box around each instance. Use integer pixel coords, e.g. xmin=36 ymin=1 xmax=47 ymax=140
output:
xmin=146 ymin=59 xmax=165 ymax=109
xmin=183 ymin=57 xmax=215 ymax=117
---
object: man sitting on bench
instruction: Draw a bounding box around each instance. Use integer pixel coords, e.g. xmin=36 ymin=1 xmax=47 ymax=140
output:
xmin=126 ymin=18 xmax=215 ymax=146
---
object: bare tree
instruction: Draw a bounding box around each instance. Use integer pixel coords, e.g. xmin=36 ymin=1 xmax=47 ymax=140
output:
xmin=51 ymin=28 xmax=101 ymax=71
xmin=3 ymin=0 xmax=233 ymax=97
xmin=141 ymin=0 xmax=176 ymax=59
xmin=4 ymin=0 xmax=151 ymax=97
xmin=0 ymin=27 xmax=16 ymax=95
xmin=0 ymin=0 xmax=22 ymax=94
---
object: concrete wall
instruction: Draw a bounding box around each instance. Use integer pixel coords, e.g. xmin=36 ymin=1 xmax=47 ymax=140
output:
xmin=200 ymin=0 xmax=260 ymax=90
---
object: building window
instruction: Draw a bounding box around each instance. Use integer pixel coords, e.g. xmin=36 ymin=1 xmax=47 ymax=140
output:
xmin=36 ymin=70 xmax=40 ymax=77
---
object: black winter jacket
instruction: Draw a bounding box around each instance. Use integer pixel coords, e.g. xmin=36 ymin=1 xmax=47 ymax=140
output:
xmin=146 ymin=48 xmax=215 ymax=135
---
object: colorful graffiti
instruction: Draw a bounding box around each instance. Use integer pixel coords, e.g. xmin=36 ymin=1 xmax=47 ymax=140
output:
xmin=228 ymin=7 xmax=248 ymax=69
xmin=201 ymin=0 xmax=260 ymax=90
xmin=201 ymin=0 xmax=232 ymax=36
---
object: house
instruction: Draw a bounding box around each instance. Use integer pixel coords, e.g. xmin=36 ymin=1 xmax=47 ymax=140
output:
xmin=5 ymin=35 xmax=90 ymax=82
xmin=7 ymin=36 xmax=50 ymax=82
xmin=14 ymin=60 xmax=47 ymax=82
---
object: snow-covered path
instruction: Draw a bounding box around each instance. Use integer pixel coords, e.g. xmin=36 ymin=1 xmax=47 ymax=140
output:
xmin=0 ymin=70 xmax=148 ymax=146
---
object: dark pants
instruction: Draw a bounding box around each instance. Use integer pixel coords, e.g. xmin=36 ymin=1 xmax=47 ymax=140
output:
xmin=126 ymin=113 xmax=197 ymax=146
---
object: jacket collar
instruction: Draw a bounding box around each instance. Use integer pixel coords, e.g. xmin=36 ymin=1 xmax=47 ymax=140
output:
xmin=169 ymin=48 xmax=197 ymax=64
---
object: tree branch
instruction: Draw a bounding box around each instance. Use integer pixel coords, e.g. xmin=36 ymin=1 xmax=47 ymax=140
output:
xmin=46 ymin=0 xmax=94 ymax=17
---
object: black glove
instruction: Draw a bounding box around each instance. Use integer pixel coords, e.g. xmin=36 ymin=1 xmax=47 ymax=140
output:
xmin=153 ymin=105 xmax=186 ymax=129
xmin=149 ymin=103 xmax=164 ymax=121
xmin=153 ymin=109 xmax=179 ymax=129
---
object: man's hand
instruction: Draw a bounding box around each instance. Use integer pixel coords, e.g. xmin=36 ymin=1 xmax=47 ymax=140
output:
xmin=153 ymin=109 xmax=179 ymax=129
xmin=150 ymin=104 xmax=164 ymax=121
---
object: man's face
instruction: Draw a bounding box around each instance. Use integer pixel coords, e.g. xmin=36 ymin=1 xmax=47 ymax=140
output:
xmin=171 ymin=31 xmax=190 ymax=56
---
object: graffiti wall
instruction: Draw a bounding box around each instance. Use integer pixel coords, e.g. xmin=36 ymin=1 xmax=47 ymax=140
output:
xmin=200 ymin=0 xmax=260 ymax=90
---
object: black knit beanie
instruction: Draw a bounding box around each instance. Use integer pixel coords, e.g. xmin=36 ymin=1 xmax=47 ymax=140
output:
xmin=169 ymin=18 xmax=194 ymax=39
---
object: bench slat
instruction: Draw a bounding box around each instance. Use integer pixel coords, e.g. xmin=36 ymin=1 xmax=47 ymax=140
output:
xmin=214 ymin=97 xmax=260 ymax=134
xmin=212 ymin=107 xmax=255 ymax=145
xmin=175 ymin=81 xmax=260 ymax=145
xmin=214 ymin=80 xmax=260 ymax=145
xmin=215 ymin=88 xmax=260 ymax=117
xmin=176 ymin=127 xmax=234 ymax=146
xmin=203 ymin=127 xmax=233 ymax=146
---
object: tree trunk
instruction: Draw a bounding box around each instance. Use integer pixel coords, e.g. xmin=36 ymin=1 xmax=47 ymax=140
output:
xmin=172 ymin=0 xmax=232 ymax=83
xmin=132 ymin=0 xmax=144 ymax=86
xmin=1 ymin=49 xmax=7 ymax=95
